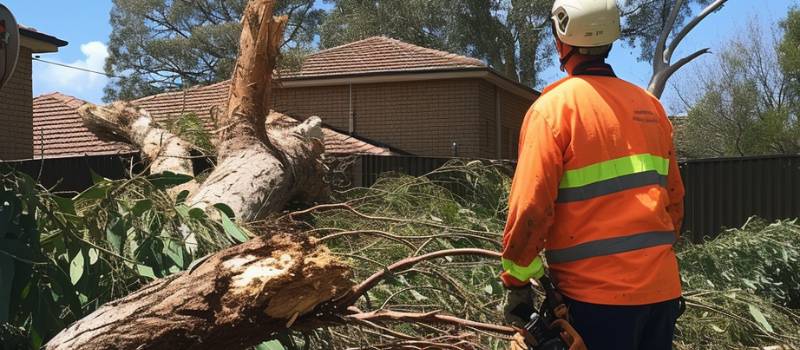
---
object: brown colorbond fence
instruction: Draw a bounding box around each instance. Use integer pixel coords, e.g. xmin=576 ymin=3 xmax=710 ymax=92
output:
xmin=358 ymin=154 xmax=800 ymax=240
xmin=2 ymin=154 xmax=140 ymax=194
xmin=679 ymin=155 xmax=800 ymax=240
xmin=4 ymin=154 xmax=798 ymax=240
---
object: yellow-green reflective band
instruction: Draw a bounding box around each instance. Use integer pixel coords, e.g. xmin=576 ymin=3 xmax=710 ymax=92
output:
xmin=560 ymin=154 xmax=669 ymax=189
xmin=502 ymin=256 xmax=545 ymax=282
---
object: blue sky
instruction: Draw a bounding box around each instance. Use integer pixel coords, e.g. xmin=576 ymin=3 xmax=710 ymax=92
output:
xmin=3 ymin=0 xmax=798 ymax=112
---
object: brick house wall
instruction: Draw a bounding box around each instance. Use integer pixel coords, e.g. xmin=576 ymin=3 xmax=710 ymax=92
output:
xmin=273 ymin=78 xmax=533 ymax=158
xmin=475 ymin=80 xmax=533 ymax=159
xmin=500 ymin=89 xmax=531 ymax=159
xmin=0 ymin=47 xmax=33 ymax=160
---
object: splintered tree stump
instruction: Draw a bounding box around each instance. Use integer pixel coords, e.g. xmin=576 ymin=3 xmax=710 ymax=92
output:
xmin=45 ymin=235 xmax=352 ymax=350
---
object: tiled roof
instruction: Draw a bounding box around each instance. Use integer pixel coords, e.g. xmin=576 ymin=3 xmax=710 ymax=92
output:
xmin=133 ymin=82 xmax=393 ymax=156
xmin=30 ymin=36 xmax=489 ymax=158
xmin=32 ymin=93 xmax=136 ymax=158
xmin=283 ymin=36 xmax=486 ymax=79
xmin=32 ymin=89 xmax=392 ymax=159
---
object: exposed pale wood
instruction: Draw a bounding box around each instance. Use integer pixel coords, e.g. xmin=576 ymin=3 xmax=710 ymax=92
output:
xmin=45 ymin=235 xmax=352 ymax=350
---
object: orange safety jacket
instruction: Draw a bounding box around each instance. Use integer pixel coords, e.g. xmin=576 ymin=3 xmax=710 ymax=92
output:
xmin=500 ymin=63 xmax=685 ymax=306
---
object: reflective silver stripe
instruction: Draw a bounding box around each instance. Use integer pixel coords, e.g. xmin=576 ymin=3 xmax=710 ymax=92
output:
xmin=545 ymin=231 xmax=676 ymax=264
xmin=556 ymin=171 xmax=667 ymax=203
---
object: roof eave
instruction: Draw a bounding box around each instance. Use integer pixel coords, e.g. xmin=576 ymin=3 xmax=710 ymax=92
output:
xmin=278 ymin=67 xmax=539 ymax=100
xmin=19 ymin=27 xmax=68 ymax=53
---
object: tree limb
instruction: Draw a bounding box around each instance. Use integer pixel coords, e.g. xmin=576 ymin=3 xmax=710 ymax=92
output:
xmin=347 ymin=309 xmax=515 ymax=336
xmin=665 ymin=0 xmax=727 ymax=63
xmin=338 ymin=248 xmax=501 ymax=307
xmin=653 ymin=0 xmax=684 ymax=71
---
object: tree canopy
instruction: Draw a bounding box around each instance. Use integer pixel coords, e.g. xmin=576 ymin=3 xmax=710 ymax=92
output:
xmin=677 ymin=11 xmax=800 ymax=158
xmin=319 ymin=0 xmax=717 ymax=88
xmin=104 ymin=0 xmax=721 ymax=99
xmin=103 ymin=0 xmax=323 ymax=101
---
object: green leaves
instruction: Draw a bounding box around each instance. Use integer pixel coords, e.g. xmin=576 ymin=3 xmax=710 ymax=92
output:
xmin=748 ymin=304 xmax=774 ymax=333
xmin=147 ymin=172 xmax=193 ymax=189
xmin=0 ymin=167 xmax=259 ymax=347
xmin=219 ymin=209 xmax=248 ymax=243
xmin=69 ymin=252 xmax=85 ymax=285
xmin=255 ymin=340 xmax=286 ymax=350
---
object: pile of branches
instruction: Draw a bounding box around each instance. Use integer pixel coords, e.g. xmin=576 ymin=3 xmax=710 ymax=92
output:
xmin=288 ymin=160 xmax=800 ymax=349
xmin=289 ymin=161 xmax=514 ymax=349
xmin=3 ymin=160 xmax=799 ymax=349
xmin=676 ymin=218 xmax=800 ymax=349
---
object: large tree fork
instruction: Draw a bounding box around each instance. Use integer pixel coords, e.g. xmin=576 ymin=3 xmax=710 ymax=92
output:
xmin=648 ymin=0 xmax=728 ymax=98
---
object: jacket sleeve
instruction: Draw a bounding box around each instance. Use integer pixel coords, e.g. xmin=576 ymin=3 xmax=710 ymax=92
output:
xmin=500 ymin=108 xmax=564 ymax=288
xmin=665 ymin=124 xmax=685 ymax=238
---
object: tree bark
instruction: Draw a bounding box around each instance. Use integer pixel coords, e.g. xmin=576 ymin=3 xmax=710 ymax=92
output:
xmin=648 ymin=0 xmax=727 ymax=98
xmin=44 ymin=235 xmax=352 ymax=350
xmin=78 ymin=0 xmax=327 ymax=221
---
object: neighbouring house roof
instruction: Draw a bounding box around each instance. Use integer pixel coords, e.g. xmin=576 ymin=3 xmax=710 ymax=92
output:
xmin=32 ymin=90 xmax=393 ymax=159
xmin=33 ymin=93 xmax=137 ymax=158
xmin=18 ymin=25 xmax=68 ymax=53
xmin=278 ymin=36 xmax=537 ymax=99
xmin=283 ymin=36 xmax=486 ymax=79
xmin=133 ymin=82 xmax=395 ymax=156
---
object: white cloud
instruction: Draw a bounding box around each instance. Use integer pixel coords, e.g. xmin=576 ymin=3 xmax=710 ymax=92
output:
xmin=32 ymin=41 xmax=109 ymax=103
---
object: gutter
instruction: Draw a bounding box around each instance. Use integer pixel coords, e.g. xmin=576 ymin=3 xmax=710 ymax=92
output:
xmin=278 ymin=67 xmax=539 ymax=101
xmin=19 ymin=26 xmax=67 ymax=53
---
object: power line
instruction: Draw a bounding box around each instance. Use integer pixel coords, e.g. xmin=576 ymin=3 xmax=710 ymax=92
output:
xmin=32 ymin=56 xmax=118 ymax=78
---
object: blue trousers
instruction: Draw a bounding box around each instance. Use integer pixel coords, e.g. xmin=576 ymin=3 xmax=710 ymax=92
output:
xmin=564 ymin=297 xmax=681 ymax=350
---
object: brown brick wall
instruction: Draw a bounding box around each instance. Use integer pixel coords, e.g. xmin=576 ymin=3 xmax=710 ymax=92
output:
xmin=0 ymin=47 xmax=33 ymax=160
xmin=476 ymin=80 xmax=533 ymax=160
xmin=477 ymin=81 xmax=497 ymax=159
xmin=499 ymin=89 xmax=532 ymax=160
xmin=273 ymin=78 xmax=486 ymax=157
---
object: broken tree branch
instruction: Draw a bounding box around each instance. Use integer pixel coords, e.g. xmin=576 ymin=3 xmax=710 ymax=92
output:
xmin=339 ymin=248 xmax=501 ymax=307
xmin=347 ymin=309 xmax=515 ymax=336
xmin=79 ymin=102 xmax=194 ymax=178
xmin=45 ymin=235 xmax=353 ymax=350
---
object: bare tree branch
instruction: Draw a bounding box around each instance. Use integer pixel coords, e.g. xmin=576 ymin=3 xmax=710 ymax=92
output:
xmin=347 ymin=309 xmax=515 ymax=336
xmin=654 ymin=0 xmax=685 ymax=71
xmin=339 ymin=248 xmax=501 ymax=307
xmin=664 ymin=0 xmax=727 ymax=63
xmin=648 ymin=0 xmax=727 ymax=98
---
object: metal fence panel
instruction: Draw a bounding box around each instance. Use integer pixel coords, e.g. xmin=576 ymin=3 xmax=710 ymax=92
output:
xmin=679 ymin=155 xmax=800 ymax=240
xmin=2 ymin=154 xmax=139 ymax=194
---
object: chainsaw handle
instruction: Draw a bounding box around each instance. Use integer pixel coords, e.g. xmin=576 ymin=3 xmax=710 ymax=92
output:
xmin=550 ymin=319 xmax=587 ymax=350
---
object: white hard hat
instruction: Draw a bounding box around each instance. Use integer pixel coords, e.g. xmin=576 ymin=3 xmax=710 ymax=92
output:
xmin=551 ymin=0 xmax=621 ymax=48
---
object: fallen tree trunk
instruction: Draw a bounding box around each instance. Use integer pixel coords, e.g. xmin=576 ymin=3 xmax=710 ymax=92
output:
xmin=78 ymin=0 xmax=326 ymax=222
xmin=45 ymin=234 xmax=352 ymax=350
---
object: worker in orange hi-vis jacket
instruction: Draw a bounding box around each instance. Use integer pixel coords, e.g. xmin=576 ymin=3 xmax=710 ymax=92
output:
xmin=499 ymin=0 xmax=686 ymax=349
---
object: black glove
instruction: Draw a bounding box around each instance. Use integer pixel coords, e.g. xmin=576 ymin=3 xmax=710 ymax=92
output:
xmin=503 ymin=284 xmax=535 ymax=328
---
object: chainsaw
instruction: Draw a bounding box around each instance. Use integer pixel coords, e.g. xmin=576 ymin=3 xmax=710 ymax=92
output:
xmin=517 ymin=275 xmax=587 ymax=350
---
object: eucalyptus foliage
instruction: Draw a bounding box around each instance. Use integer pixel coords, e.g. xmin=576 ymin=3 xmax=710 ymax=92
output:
xmin=320 ymin=0 xmax=717 ymax=88
xmin=0 ymin=169 xmax=249 ymax=349
xmin=2 ymin=161 xmax=799 ymax=349
xmin=678 ymin=12 xmax=800 ymax=158
xmin=104 ymin=0 xmax=323 ymax=101
xmin=676 ymin=218 xmax=800 ymax=348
